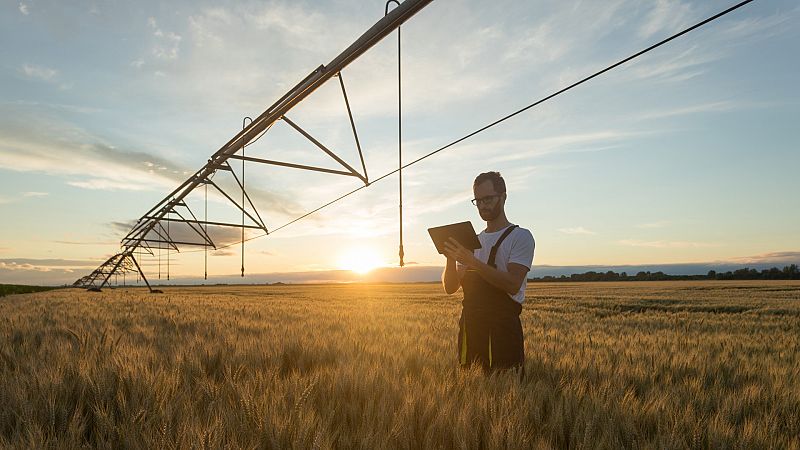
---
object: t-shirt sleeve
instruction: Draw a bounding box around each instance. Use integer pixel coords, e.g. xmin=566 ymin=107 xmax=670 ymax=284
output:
xmin=509 ymin=229 xmax=535 ymax=270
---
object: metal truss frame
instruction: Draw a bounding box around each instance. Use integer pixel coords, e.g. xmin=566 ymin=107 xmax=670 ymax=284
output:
xmin=73 ymin=250 xmax=152 ymax=291
xmin=76 ymin=0 xmax=432 ymax=292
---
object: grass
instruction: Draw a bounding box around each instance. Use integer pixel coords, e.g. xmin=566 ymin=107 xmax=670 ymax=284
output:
xmin=1 ymin=281 xmax=799 ymax=449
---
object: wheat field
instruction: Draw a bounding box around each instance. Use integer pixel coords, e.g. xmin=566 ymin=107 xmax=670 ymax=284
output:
xmin=1 ymin=281 xmax=798 ymax=449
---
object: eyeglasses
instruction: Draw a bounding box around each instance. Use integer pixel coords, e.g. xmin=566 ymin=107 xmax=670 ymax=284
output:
xmin=471 ymin=194 xmax=502 ymax=206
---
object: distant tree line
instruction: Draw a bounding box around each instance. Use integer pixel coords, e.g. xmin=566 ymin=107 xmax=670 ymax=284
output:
xmin=0 ymin=284 xmax=60 ymax=297
xmin=528 ymin=264 xmax=800 ymax=282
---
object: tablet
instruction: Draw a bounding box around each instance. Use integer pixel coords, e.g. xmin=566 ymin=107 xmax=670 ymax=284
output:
xmin=427 ymin=221 xmax=482 ymax=254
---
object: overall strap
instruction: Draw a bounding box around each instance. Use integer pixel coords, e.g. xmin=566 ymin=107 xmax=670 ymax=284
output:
xmin=488 ymin=225 xmax=518 ymax=268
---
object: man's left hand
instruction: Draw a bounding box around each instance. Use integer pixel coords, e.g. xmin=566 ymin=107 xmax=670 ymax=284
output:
xmin=443 ymin=238 xmax=478 ymax=268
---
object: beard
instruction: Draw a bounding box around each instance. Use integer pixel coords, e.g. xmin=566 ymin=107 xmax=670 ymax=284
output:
xmin=479 ymin=201 xmax=503 ymax=221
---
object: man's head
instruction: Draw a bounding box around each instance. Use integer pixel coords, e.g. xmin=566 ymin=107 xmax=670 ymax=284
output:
xmin=472 ymin=171 xmax=507 ymax=222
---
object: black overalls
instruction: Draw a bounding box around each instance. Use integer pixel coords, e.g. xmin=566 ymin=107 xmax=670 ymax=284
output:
xmin=458 ymin=225 xmax=525 ymax=373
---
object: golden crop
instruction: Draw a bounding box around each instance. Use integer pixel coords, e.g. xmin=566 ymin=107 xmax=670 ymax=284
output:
xmin=1 ymin=281 xmax=798 ymax=449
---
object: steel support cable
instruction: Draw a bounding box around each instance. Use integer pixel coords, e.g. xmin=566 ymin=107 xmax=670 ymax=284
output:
xmin=167 ymin=0 xmax=756 ymax=256
xmin=242 ymin=117 xmax=252 ymax=277
xmin=386 ymin=0 xmax=403 ymax=267
xmin=397 ymin=9 xmax=404 ymax=268
xmin=167 ymin=206 xmax=170 ymax=281
xmin=338 ymin=73 xmax=368 ymax=182
xmin=205 ymin=181 xmax=208 ymax=280
xmin=243 ymin=121 xmax=273 ymax=149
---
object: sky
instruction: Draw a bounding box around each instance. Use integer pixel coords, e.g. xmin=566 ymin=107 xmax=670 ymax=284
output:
xmin=1 ymin=0 xmax=798 ymax=285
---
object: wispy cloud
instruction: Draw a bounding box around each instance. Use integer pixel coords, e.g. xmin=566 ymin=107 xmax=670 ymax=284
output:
xmin=52 ymin=240 xmax=118 ymax=246
xmin=638 ymin=0 xmax=693 ymax=39
xmin=0 ymin=192 xmax=49 ymax=205
xmin=0 ymin=115 xmax=186 ymax=192
xmin=628 ymin=44 xmax=718 ymax=83
xmin=146 ymin=1 xmax=538 ymax=120
xmin=0 ymin=260 xmax=101 ymax=285
xmin=20 ymin=63 xmax=57 ymax=82
xmin=559 ymin=227 xmax=596 ymax=235
xmin=0 ymin=108 xmax=302 ymax=217
xmin=627 ymin=6 xmax=796 ymax=85
xmin=618 ymin=239 xmax=718 ymax=249
xmin=486 ymin=130 xmax=644 ymax=164
xmin=726 ymin=251 xmax=800 ymax=265
xmin=0 ymin=258 xmax=98 ymax=269
xmin=717 ymin=8 xmax=799 ymax=41
xmin=635 ymin=221 xmax=669 ymax=229
xmin=18 ymin=2 xmax=29 ymax=15
xmin=148 ymin=17 xmax=182 ymax=61
xmin=2 ymin=100 xmax=103 ymax=115
xmin=109 ymin=220 xmax=253 ymax=250
xmin=638 ymin=101 xmax=737 ymax=120
xmin=19 ymin=63 xmax=72 ymax=90
xmin=67 ymin=179 xmax=154 ymax=191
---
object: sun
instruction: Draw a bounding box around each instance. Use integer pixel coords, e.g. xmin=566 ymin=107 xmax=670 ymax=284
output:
xmin=338 ymin=247 xmax=384 ymax=275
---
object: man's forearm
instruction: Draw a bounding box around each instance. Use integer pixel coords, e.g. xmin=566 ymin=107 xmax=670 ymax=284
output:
xmin=472 ymin=260 xmax=518 ymax=294
xmin=442 ymin=258 xmax=460 ymax=294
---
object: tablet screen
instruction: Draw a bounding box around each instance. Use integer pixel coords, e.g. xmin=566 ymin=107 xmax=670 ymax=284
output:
xmin=427 ymin=221 xmax=481 ymax=254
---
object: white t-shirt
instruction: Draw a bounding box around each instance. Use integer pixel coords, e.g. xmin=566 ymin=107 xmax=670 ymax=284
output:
xmin=458 ymin=224 xmax=535 ymax=303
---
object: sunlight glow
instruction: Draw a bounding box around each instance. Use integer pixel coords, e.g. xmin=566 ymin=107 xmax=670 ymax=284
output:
xmin=338 ymin=247 xmax=384 ymax=274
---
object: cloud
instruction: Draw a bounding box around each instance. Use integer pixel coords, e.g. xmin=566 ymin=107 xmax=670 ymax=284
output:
xmin=0 ymin=265 xmax=92 ymax=285
xmin=0 ymin=114 xmax=187 ymax=193
xmin=626 ymin=6 xmax=795 ymax=86
xmin=52 ymin=240 xmax=118 ymax=246
xmin=20 ymin=64 xmax=58 ymax=82
xmin=617 ymin=239 xmax=718 ymax=249
xmin=638 ymin=0 xmax=693 ymax=39
xmin=67 ymin=179 xmax=154 ymax=191
xmin=635 ymin=221 xmax=669 ymax=229
xmin=502 ymin=20 xmax=568 ymax=64
xmin=0 ymin=192 xmax=49 ymax=205
xmin=485 ymin=130 xmax=644 ymax=164
xmin=19 ymin=3 xmax=29 ymax=15
xmin=717 ymin=8 xmax=798 ymax=42
xmin=558 ymin=227 xmax=596 ymax=235
xmin=0 ymin=107 xmax=303 ymax=217
xmin=726 ymin=251 xmax=800 ymax=265
xmin=145 ymin=1 xmax=532 ymax=121
xmin=1 ymin=100 xmax=102 ymax=114
xmin=0 ymin=258 xmax=100 ymax=285
xmin=0 ymin=258 xmax=98 ymax=269
xmin=627 ymin=44 xmax=718 ymax=83
xmin=147 ymin=17 xmax=182 ymax=61
xmin=638 ymin=101 xmax=737 ymax=120
xmin=109 ymin=219 xmax=253 ymax=250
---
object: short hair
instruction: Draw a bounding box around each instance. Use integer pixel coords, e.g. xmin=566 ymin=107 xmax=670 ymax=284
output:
xmin=473 ymin=171 xmax=506 ymax=193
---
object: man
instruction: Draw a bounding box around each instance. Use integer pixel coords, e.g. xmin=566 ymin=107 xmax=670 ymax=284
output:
xmin=442 ymin=171 xmax=535 ymax=374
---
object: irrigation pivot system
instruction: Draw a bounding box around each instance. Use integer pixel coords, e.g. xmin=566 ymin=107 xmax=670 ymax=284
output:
xmin=75 ymin=0 xmax=432 ymax=292
xmin=76 ymin=0 xmax=759 ymax=292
